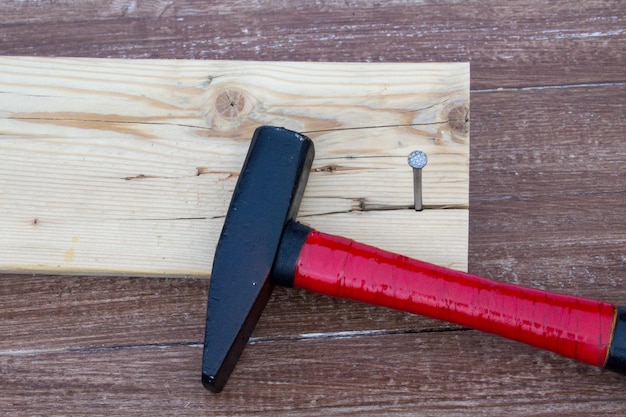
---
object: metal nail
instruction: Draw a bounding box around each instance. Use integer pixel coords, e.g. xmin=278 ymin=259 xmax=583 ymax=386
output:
xmin=407 ymin=150 xmax=428 ymax=211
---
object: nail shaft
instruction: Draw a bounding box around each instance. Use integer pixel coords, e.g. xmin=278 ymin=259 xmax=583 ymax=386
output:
xmin=413 ymin=167 xmax=423 ymax=211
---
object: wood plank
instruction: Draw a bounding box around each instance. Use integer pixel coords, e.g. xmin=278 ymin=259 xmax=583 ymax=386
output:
xmin=0 ymin=1 xmax=623 ymax=89
xmin=470 ymin=86 xmax=626 ymax=200
xmin=0 ymin=275 xmax=461 ymax=353
xmin=469 ymin=85 xmax=626 ymax=303
xmin=0 ymin=57 xmax=470 ymax=276
xmin=2 ymin=332 xmax=626 ymax=416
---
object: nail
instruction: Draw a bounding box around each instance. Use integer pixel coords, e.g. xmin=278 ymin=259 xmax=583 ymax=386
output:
xmin=407 ymin=150 xmax=428 ymax=211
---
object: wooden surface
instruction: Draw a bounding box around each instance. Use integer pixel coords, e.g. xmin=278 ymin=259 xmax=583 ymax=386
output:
xmin=0 ymin=57 xmax=469 ymax=276
xmin=1 ymin=1 xmax=625 ymax=415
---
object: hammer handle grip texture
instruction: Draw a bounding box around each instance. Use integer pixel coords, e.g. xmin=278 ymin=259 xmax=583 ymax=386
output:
xmin=291 ymin=228 xmax=626 ymax=373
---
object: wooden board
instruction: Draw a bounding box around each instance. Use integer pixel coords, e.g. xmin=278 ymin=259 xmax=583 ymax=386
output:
xmin=0 ymin=57 xmax=469 ymax=276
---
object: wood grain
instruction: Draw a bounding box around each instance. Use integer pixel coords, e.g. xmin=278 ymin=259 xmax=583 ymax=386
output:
xmin=1 ymin=1 xmax=624 ymax=89
xmin=470 ymin=86 xmax=626 ymax=302
xmin=0 ymin=57 xmax=470 ymax=276
xmin=3 ymin=332 xmax=626 ymax=416
xmin=0 ymin=1 xmax=625 ymax=416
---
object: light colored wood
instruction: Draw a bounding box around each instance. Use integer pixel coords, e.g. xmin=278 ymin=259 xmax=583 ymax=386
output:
xmin=0 ymin=57 xmax=469 ymax=276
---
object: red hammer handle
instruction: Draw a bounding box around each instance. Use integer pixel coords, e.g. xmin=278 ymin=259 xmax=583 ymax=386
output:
xmin=293 ymin=229 xmax=620 ymax=368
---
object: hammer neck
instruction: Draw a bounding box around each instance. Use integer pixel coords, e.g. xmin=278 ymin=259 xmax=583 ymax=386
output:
xmin=271 ymin=221 xmax=313 ymax=287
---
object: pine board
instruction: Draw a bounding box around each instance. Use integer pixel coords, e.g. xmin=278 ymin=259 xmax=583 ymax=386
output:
xmin=0 ymin=57 xmax=470 ymax=276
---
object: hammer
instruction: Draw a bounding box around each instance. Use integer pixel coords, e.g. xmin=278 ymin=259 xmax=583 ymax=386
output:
xmin=202 ymin=126 xmax=625 ymax=392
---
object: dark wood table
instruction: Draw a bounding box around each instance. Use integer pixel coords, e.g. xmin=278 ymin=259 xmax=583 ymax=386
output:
xmin=1 ymin=1 xmax=625 ymax=415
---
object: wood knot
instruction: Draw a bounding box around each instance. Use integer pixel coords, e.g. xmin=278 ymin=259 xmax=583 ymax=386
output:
xmin=204 ymin=87 xmax=254 ymax=131
xmin=314 ymin=164 xmax=339 ymax=173
xmin=215 ymin=89 xmax=246 ymax=120
xmin=446 ymin=103 xmax=470 ymax=142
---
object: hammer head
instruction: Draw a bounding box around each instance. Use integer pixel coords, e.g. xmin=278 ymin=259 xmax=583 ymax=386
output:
xmin=202 ymin=126 xmax=314 ymax=392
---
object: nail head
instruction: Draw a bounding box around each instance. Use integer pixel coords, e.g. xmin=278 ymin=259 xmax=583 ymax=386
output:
xmin=408 ymin=150 xmax=428 ymax=169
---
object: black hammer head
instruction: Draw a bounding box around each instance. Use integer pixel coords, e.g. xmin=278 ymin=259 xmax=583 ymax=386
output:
xmin=202 ymin=126 xmax=315 ymax=392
